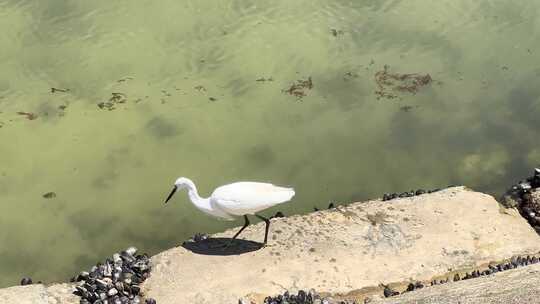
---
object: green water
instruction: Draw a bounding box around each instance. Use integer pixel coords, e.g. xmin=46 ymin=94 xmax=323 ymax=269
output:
xmin=1 ymin=0 xmax=540 ymax=288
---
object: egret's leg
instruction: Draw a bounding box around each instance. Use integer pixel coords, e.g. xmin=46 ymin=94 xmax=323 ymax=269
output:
xmin=255 ymin=214 xmax=271 ymax=244
xmin=231 ymin=215 xmax=250 ymax=241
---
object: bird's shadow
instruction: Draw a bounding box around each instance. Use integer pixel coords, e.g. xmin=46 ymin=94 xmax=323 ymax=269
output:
xmin=181 ymin=237 xmax=263 ymax=256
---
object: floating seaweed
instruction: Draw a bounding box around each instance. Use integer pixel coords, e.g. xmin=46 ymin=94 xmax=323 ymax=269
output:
xmin=330 ymin=29 xmax=344 ymax=37
xmin=16 ymin=111 xmax=38 ymax=120
xmin=283 ymin=77 xmax=313 ymax=99
xmin=161 ymin=90 xmax=171 ymax=97
xmin=400 ymin=105 xmax=418 ymax=112
xmin=343 ymin=72 xmax=359 ymax=81
xmin=375 ymin=65 xmax=432 ymax=100
xmin=97 ymin=102 xmax=113 ymax=110
xmin=51 ymin=87 xmax=70 ymax=93
xmin=194 ymin=85 xmax=206 ymax=92
xmin=256 ymin=77 xmax=274 ymax=82
xmin=42 ymin=192 xmax=56 ymax=199
xmin=97 ymin=93 xmax=127 ymax=111
xmin=57 ymin=105 xmax=68 ymax=117
xmin=110 ymin=92 xmax=127 ymax=103
xmin=117 ymin=76 xmax=134 ymax=83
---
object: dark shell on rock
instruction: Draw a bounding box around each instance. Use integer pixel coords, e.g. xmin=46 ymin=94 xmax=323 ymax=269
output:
xmin=273 ymin=211 xmax=285 ymax=218
xmin=383 ymin=285 xmax=399 ymax=297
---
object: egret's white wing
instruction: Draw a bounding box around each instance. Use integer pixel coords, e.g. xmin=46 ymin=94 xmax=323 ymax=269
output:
xmin=211 ymin=182 xmax=295 ymax=216
xmin=203 ymin=202 xmax=236 ymax=221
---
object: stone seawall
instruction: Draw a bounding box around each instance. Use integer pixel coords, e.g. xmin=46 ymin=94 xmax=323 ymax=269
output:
xmin=1 ymin=187 xmax=540 ymax=304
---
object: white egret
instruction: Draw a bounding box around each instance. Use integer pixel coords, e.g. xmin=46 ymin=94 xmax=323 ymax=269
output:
xmin=164 ymin=177 xmax=295 ymax=245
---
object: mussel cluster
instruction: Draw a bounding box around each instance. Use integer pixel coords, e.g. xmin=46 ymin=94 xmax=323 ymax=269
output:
xmin=71 ymin=246 xmax=156 ymax=304
xmin=20 ymin=277 xmax=35 ymax=286
xmin=262 ymin=289 xmax=352 ymax=304
xmin=501 ymin=168 xmax=540 ymax=231
xmin=382 ymin=188 xmax=444 ymax=201
xmin=190 ymin=232 xmax=209 ymax=243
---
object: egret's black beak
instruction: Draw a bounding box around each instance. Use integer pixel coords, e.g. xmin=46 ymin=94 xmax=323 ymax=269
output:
xmin=164 ymin=186 xmax=178 ymax=204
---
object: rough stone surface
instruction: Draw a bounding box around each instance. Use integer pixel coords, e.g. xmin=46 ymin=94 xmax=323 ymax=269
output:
xmin=0 ymin=284 xmax=79 ymax=304
xmin=142 ymin=187 xmax=540 ymax=303
xmin=46 ymin=284 xmax=79 ymax=304
xmin=373 ymin=263 xmax=540 ymax=304
xmin=0 ymin=285 xmax=49 ymax=304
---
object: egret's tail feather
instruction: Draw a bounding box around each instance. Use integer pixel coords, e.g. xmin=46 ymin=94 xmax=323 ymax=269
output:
xmin=274 ymin=187 xmax=295 ymax=204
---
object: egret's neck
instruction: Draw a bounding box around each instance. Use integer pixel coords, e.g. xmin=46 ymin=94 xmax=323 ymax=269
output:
xmin=177 ymin=178 xmax=233 ymax=220
xmin=185 ymin=183 xmax=211 ymax=210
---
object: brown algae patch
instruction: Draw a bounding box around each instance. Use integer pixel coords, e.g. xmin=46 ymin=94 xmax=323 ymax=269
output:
xmin=16 ymin=111 xmax=38 ymax=120
xmin=97 ymin=92 xmax=127 ymax=110
xmin=283 ymin=77 xmax=313 ymax=99
xmin=375 ymin=65 xmax=433 ymax=100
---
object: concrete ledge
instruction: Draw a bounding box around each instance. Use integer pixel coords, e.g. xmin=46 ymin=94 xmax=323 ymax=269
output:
xmin=374 ymin=263 xmax=540 ymax=304
xmin=0 ymin=284 xmax=79 ymax=304
xmin=0 ymin=285 xmax=48 ymax=304
xmin=143 ymin=187 xmax=540 ymax=303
